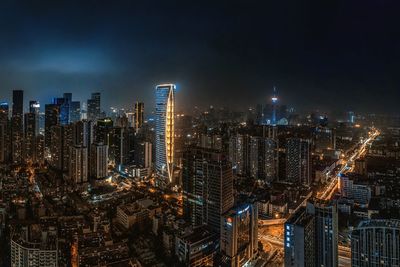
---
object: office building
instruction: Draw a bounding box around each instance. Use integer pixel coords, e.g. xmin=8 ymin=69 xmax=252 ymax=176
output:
xmin=220 ymin=203 xmax=258 ymax=267
xmin=286 ymin=138 xmax=311 ymax=186
xmin=182 ymin=146 xmax=234 ymax=233
xmin=134 ymin=101 xmax=144 ymax=132
xmin=87 ymin=92 xmax=101 ymax=122
xmin=90 ymin=143 xmax=108 ymax=179
xmin=155 ymin=84 xmax=175 ymax=183
xmin=11 ymin=90 xmax=24 ymax=163
xmin=351 ymin=219 xmax=400 ymax=267
xmin=69 ymin=145 xmax=88 ymax=183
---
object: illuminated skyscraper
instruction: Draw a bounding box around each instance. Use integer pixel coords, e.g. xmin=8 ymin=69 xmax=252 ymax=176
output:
xmin=134 ymin=102 xmax=144 ymax=132
xmin=155 ymin=84 xmax=175 ymax=183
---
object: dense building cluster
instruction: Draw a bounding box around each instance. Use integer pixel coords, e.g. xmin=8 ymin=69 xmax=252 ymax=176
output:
xmin=0 ymin=87 xmax=399 ymax=267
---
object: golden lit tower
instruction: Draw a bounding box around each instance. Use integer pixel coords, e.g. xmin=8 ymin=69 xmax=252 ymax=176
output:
xmin=155 ymin=84 xmax=175 ymax=183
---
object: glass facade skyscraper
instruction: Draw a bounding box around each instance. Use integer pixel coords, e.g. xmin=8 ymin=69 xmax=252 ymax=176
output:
xmin=155 ymin=84 xmax=175 ymax=183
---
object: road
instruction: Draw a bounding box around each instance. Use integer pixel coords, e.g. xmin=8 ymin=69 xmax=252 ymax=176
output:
xmin=318 ymin=128 xmax=380 ymax=200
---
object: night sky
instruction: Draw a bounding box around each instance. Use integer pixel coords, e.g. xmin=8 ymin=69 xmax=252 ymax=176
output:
xmin=0 ymin=0 xmax=399 ymax=114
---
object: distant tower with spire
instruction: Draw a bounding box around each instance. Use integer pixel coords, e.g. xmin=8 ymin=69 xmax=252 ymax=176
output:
xmin=271 ymin=86 xmax=278 ymax=125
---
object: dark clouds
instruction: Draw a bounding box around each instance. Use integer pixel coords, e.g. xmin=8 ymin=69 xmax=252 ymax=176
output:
xmin=0 ymin=0 xmax=399 ymax=114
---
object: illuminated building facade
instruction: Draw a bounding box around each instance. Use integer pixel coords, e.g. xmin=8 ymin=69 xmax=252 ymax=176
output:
xmin=155 ymin=84 xmax=175 ymax=183
xmin=220 ymin=203 xmax=258 ymax=267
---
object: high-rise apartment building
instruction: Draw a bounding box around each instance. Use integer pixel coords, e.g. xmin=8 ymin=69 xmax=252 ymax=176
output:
xmin=286 ymin=138 xmax=311 ymax=185
xmin=24 ymin=112 xmax=37 ymax=161
xmin=69 ymin=145 xmax=88 ymax=183
xmin=182 ymin=146 xmax=234 ymax=233
xmin=11 ymin=90 xmax=24 ymax=163
xmin=45 ymin=104 xmax=60 ymax=148
xmin=229 ymin=134 xmax=250 ymax=176
xmin=155 ymin=84 xmax=175 ymax=183
xmin=90 ymin=143 xmax=108 ymax=179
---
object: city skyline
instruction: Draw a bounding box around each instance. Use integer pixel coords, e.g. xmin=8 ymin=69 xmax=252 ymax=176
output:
xmin=0 ymin=2 xmax=400 ymax=267
xmin=0 ymin=1 xmax=400 ymax=114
